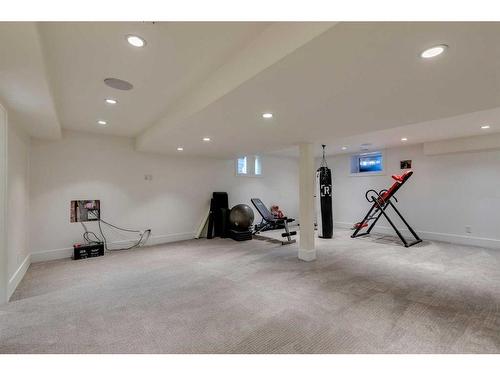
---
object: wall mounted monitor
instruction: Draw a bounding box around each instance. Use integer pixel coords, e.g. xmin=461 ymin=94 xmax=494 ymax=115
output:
xmin=358 ymin=154 xmax=383 ymax=173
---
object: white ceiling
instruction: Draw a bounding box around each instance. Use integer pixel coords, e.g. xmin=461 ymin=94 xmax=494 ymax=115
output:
xmin=137 ymin=22 xmax=500 ymax=158
xmin=268 ymin=107 xmax=500 ymax=158
xmin=2 ymin=22 xmax=500 ymax=158
xmin=37 ymin=22 xmax=271 ymax=137
xmin=0 ymin=22 xmax=60 ymax=139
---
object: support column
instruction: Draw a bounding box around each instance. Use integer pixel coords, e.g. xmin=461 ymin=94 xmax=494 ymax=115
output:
xmin=298 ymin=143 xmax=316 ymax=261
xmin=0 ymin=104 xmax=7 ymax=303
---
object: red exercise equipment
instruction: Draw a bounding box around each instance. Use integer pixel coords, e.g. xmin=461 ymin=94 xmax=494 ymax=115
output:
xmin=351 ymin=170 xmax=422 ymax=247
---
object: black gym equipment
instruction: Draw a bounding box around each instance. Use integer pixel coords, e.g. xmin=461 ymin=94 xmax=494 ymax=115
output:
xmin=316 ymin=144 xmax=333 ymax=238
xmin=229 ymin=204 xmax=255 ymax=229
xmin=351 ymin=170 xmax=422 ymax=247
xmin=254 ymin=220 xmax=285 ymax=232
xmin=251 ymin=198 xmax=296 ymax=245
xmin=228 ymin=204 xmax=254 ymax=241
xmin=206 ymin=198 xmax=216 ymax=239
xmin=207 ymin=192 xmax=230 ymax=239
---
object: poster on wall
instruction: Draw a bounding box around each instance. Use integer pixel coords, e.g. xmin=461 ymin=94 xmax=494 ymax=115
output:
xmin=400 ymin=160 xmax=412 ymax=169
xmin=70 ymin=200 xmax=100 ymax=222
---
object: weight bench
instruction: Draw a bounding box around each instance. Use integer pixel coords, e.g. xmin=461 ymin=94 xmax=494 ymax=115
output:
xmin=251 ymin=198 xmax=297 ymax=245
xmin=351 ymin=170 xmax=422 ymax=247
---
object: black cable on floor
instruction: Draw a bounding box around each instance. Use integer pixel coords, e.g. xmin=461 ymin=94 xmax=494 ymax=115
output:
xmin=96 ymin=217 xmax=151 ymax=252
xmin=82 ymin=211 xmax=150 ymax=251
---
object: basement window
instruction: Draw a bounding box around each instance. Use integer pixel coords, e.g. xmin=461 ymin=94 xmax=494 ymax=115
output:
xmin=236 ymin=155 xmax=262 ymax=177
xmin=237 ymin=157 xmax=248 ymax=175
xmin=254 ymin=156 xmax=262 ymax=176
xmin=350 ymin=151 xmax=384 ymax=176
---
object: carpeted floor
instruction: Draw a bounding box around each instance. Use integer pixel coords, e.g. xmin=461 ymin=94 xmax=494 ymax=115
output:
xmin=1 ymin=229 xmax=500 ymax=353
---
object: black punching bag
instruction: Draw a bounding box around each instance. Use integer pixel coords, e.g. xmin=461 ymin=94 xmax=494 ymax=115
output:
xmin=316 ymin=145 xmax=333 ymax=238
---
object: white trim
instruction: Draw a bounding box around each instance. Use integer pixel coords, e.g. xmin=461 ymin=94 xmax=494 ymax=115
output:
xmin=235 ymin=155 xmax=263 ymax=177
xmin=348 ymin=171 xmax=387 ymax=177
xmin=31 ymin=232 xmax=195 ymax=263
xmin=31 ymin=247 xmax=72 ymax=263
xmin=145 ymin=232 xmax=195 ymax=246
xmin=335 ymin=221 xmax=500 ymax=249
xmin=7 ymin=254 xmax=30 ymax=300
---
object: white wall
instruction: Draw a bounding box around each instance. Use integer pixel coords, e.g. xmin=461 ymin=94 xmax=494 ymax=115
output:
xmin=327 ymin=143 xmax=500 ymax=248
xmin=0 ymin=103 xmax=7 ymax=303
xmin=29 ymin=130 xmax=298 ymax=261
xmin=11 ymin=125 xmax=500 ymax=298
xmin=30 ymin=128 xmax=500 ymax=267
xmin=224 ymin=156 xmax=299 ymax=219
xmin=6 ymin=122 xmax=31 ymax=298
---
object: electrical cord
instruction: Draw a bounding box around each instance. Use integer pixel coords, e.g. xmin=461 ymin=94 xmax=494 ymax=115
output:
xmin=97 ymin=219 xmax=151 ymax=251
xmin=83 ymin=231 xmax=102 ymax=244
xmin=81 ymin=222 xmax=102 ymax=245
xmin=98 ymin=218 xmax=142 ymax=233
xmin=81 ymin=211 xmax=151 ymax=252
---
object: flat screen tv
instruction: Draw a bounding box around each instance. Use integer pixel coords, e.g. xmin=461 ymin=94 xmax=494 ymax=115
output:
xmin=359 ymin=154 xmax=383 ymax=173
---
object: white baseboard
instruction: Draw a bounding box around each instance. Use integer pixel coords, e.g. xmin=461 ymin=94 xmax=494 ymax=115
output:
xmin=31 ymin=247 xmax=73 ymax=263
xmin=8 ymin=254 xmax=31 ymax=300
xmin=146 ymin=232 xmax=194 ymax=246
xmin=31 ymin=232 xmax=195 ymax=263
xmin=335 ymin=221 xmax=500 ymax=249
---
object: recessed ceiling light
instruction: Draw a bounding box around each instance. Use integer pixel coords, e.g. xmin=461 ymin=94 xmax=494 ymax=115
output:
xmin=126 ymin=35 xmax=146 ymax=48
xmin=202 ymin=137 xmax=211 ymax=142
xmin=105 ymin=98 xmax=117 ymax=105
xmin=177 ymin=147 xmax=184 ymax=151
xmin=481 ymin=125 xmax=491 ymax=129
xmin=341 ymin=146 xmax=348 ymax=150
xmin=262 ymin=113 xmax=273 ymax=119
xmin=420 ymin=44 xmax=448 ymax=59
xmin=401 ymin=137 xmax=408 ymax=142
xmin=97 ymin=120 xmax=107 ymax=126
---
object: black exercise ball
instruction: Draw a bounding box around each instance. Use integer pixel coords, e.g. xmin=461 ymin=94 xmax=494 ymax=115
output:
xmin=229 ymin=204 xmax=254 ymax=230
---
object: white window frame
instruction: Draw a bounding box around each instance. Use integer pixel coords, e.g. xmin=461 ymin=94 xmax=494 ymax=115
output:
xmin=254 ymin=155 xmax=262 ymax=176
xmin=236 ymin=156 xmax=248 ymax=176
xmin=235 ymin=155 xmax=263 ymax=177
xmin=349 ymin=150 xmax=386 ymax=177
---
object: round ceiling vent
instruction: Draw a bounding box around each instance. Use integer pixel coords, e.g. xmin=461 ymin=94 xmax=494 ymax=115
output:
xmin=104 ymin=78 xmax=134 ymax=91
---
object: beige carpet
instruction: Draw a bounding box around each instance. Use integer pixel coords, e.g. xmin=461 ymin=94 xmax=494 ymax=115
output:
xmin=1 ymin=229 xmax=500 ymax=353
